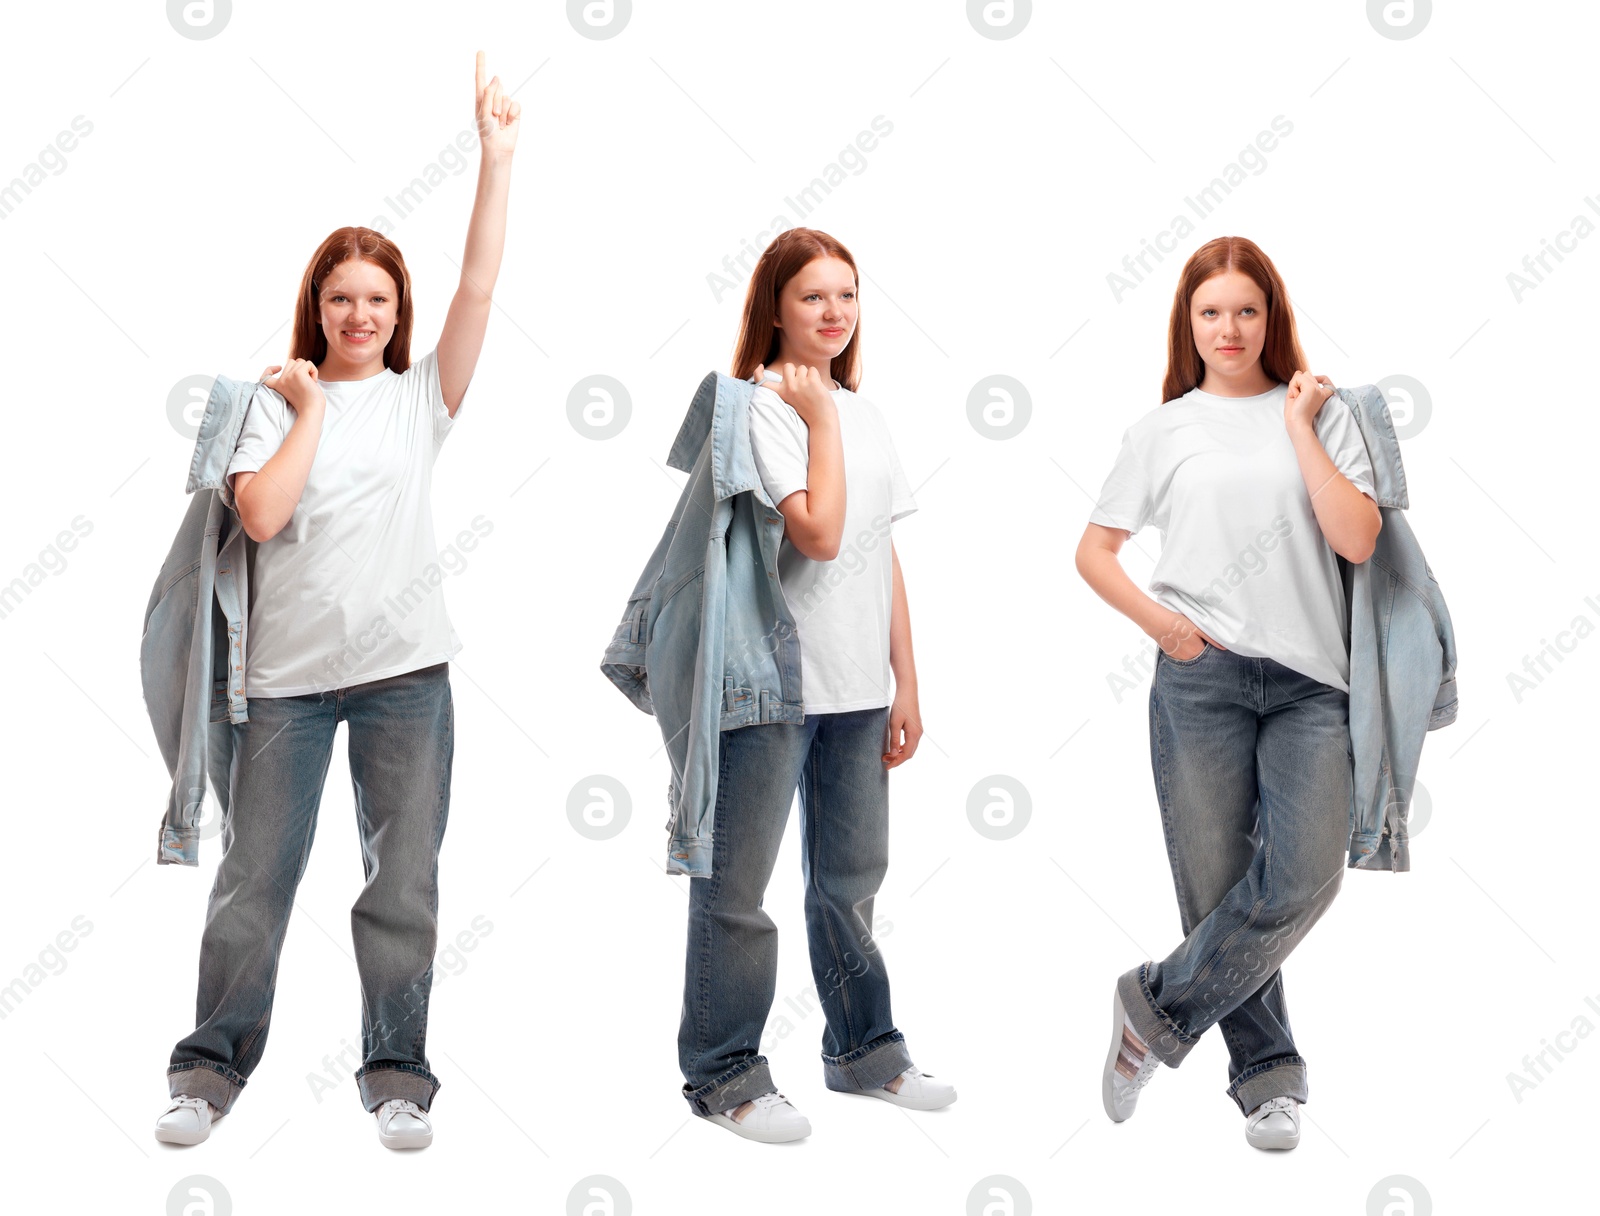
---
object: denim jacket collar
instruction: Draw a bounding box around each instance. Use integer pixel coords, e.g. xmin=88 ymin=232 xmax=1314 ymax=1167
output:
xmin=668 ymin=370 xmax=771 ymax=503
xmin=188 ymin=373 xmax=258 ymax=509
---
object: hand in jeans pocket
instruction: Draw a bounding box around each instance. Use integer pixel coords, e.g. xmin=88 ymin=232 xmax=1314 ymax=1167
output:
xmin=1154 ymin=612 xmax=1226 ymax=662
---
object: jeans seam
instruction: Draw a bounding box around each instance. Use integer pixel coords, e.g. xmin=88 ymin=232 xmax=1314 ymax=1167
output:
xmin=806 ymin=718 xmax=860 ymax=1053
xmin=1149 ymin=680 xmax=1191 ymax=937
xmin=692 ymin=732 xmax=734 ymax=1068
xmin=409 ymin=671 xmax=452 ymax=1065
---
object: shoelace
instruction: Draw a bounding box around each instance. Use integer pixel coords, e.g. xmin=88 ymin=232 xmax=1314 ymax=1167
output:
xmin=1125 ymin=1047 xmax=1160 ymax=1093
xmin=381 ymin=1099 xmax=426 ymax=1126
xmin=1252 ymin=1096 xmax=1297 ymax=1121
xmin=164 ymin=1095 xmax=209 ymax=1118
xmin=749 ymin=1091 xmax=789 ymax=1113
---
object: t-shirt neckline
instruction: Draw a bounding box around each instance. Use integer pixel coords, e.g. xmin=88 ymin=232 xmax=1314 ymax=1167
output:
xmin=1187 ymin=382 xmax=1284 ymax=403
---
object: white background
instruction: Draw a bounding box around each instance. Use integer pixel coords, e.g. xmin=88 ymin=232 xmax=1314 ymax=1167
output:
xmin=0 ymin=1 xmax=1593 ymax=1212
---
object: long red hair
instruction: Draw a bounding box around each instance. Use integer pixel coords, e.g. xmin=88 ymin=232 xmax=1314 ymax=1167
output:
xmin=287 ymin=227 xmax=416 ymax=372
xmin=1162 ymin=236 xmax=1308 ymax=403
xmin=731 ymin=228 xmax=863 ymax=392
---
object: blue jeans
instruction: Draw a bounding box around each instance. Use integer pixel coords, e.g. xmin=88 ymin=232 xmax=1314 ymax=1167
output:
xmin=1118 ymin=644 xmax=1351 ymax=1115
xmin=679 ymin=706 xmax=915 ymax=1116
xmin=168 ymin=663 xmax=454 ymax=1114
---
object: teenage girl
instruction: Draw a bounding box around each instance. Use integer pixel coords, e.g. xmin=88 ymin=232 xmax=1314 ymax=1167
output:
xmin=678 ymin=228 xmax=957 ymax=1142
xmin=154 ymin=53 xmax=519 ymax=1151
xmin=1077 ymin=236 xmax=1380 ymax=1151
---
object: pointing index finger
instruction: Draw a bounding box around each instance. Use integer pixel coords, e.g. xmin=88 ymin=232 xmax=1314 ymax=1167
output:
xmin=475 ymin=50 xmax=486 ymax=97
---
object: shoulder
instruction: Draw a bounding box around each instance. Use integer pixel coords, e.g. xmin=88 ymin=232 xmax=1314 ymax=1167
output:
xmin=749 ymin=383 xmax=800 ymax=420
xmin=1123 ymin=398 xmax=1182 ymax=442
xmin=1314 ymin=390 xmax=1361 ymax=438
xmin=394 ymin=351 xmax=434 ymax=388
xmin=833 ymin=387 xmax=889 ymax=426
xmin=248 ymin=381 xmax=289 ymax=419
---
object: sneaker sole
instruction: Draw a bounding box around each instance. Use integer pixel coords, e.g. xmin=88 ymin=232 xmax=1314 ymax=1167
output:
xmin=705 ymin=1112 xmax=811 ymax=1144
xmin=378 ymin=1128 xmax=433 ymax=1150
xmin=844 ymin=1087 xmax=957 ymax=1111
xmin=154 ymin=1125 xmax=210 ymax=1146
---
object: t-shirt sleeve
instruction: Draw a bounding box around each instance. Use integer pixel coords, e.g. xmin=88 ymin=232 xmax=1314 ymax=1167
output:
xmin=1315 ymin=393 xmax=1377 ymax=501
xmin=883 ymin=417 xmax=917 ymax=524
xmin=746 ymin=384 xmax=811 ymax=506
xmin=405 ymin=347 xmax=464 ymax=447
xmin=224 ymin=384 xmax=290 ymax=504
xmin=1087 ymin=427 xmax=1154 ymax=534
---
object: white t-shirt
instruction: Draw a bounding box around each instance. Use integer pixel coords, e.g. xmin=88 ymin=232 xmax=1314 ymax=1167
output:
xmin=225 ymin=348 xmax=467 ymax=697
xmin=1088 ymin=382 xmax=1376 ymax=693
xmin=746 ymin=383 xmax=917 ymax=714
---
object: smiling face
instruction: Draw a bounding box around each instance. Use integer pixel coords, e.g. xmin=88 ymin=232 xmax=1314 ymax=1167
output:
xmin=1190 ymin=269 xmax=1275 ymax=394
xmin=772 ymin=256 xmax=858 ymax=375
xmin=317 ymin=258 xmax=399 ymax=376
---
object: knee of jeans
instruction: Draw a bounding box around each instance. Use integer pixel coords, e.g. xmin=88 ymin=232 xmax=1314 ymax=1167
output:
xmin=1269 ymin=868 xmax=1344 ymax=927
xmin=809 ymin=859 xmax=885 ymax=907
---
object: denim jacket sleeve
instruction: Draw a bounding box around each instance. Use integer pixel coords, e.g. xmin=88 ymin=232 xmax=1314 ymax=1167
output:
xmin=1336 ymin=385 xmax=1459 ymax=873
xmin=142 ymin=375 xmax=256 ymax=865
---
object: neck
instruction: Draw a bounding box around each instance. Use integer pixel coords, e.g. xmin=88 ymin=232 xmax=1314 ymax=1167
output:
xmin=317 ymin=353 xmax=388 ymax=382
xmin=1196 ymin=365 xmax=1276 ymax=397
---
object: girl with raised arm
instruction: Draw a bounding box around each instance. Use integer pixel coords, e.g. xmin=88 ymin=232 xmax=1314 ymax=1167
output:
xmin=155 ymin=52 xmax=519 ymax=1152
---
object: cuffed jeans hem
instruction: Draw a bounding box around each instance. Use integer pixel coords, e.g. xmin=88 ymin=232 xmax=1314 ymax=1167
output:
xmin=821 ymin=1031 xmax=913 ymax=1094
xmin=167 ymin=1061 xmax=244 ymax=1116
xmin=683 ymin=1058 xmax=775 ymax=1118
xmin=1228 ymin=1059 xmax=1308 ymax=1115
xmin=356 ymin=1063 xmax=440 ymax=1112
xmin=1118 ymin=963 xmax=1200 ymax=1069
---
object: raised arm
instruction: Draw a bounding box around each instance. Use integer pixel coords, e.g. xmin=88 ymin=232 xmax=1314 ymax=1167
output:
xmin=436 ymin=50 xmax=521 ymax=416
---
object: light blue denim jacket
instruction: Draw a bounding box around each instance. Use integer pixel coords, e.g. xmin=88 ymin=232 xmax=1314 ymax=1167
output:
xmin=601 ymin=371 xmax=804 ymax=878
xmin=141 ymin=374 xmax=259 ymax=866
xmin=1334 ymin=384 xmax=1459 ymax=872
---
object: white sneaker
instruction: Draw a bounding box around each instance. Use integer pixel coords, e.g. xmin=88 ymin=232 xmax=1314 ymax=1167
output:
xmin=375 ymin=1098 xmax=433 ymax=1150
xmin=1102 ymin=989 xmax=1160 ymax=1122
xmin=705 ymin=1090 xmax=812 ymax=1143
xmin=1245 ymin=1096 xmax=1301 ymax=1150
xmin=154 ymin=1094 xmax=221 ymax=1145
xmin=864 ymin=1065 xmax=957 ymax=1111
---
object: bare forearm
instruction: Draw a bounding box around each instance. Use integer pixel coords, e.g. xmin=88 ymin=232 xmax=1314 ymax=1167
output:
xmin=889 ymin=542 xmax=917 ymax=689
xmin=461 ymin=151 xmax=511 ymax=301
xmin=238 ymin=411 xmax=322 ymax=541
xmin=786 ymin=414 xmax=847 ymax=558
xmin=437 ymin=152 xmax=511 ymax=410
xmin=1075 ymin=540 xmax=1174 ymax=640
xmin=1288 ymin=420 xmax=1381 ymax=561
